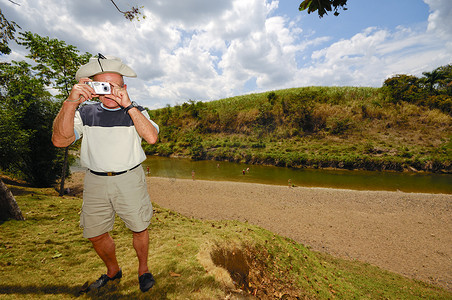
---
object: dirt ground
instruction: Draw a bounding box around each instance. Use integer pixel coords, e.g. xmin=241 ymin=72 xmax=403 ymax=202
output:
xmin=66 ymin=172 xmax=452 ymax=291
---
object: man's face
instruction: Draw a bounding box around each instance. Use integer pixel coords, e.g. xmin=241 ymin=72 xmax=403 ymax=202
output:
xmin=93 ymin=73 xmax=125 ymax=109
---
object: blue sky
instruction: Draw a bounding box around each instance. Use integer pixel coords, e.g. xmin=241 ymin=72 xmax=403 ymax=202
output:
xmin=1 ymin=0 xmax=451 ymax=109
xmin=288 ymin=0 xmax=430 ymax=35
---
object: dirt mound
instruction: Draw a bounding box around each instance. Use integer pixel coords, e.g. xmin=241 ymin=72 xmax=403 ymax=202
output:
xmin=198 ymin=243 xmax=307 ymax=299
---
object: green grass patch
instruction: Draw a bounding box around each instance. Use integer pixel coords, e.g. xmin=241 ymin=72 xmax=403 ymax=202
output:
xmin=1 ymin=183 xmax=451 ymax=299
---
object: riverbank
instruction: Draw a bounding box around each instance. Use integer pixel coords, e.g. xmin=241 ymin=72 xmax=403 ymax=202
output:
xmin=145 ymin=86 xmax=452 ymax=174
xmin=66 ymin=172 xmax=452 ymax=291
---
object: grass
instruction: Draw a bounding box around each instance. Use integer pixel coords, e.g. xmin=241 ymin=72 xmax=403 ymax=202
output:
xmin=1 ymin=181 xmax=451 ymax=299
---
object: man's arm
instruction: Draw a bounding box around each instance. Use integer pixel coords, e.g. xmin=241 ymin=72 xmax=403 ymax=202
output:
xmin=52 ymin=101 xmax=79 ymax=147
xmin=127 ymin=108 xmax=159 ymax=144
xmin=52 ymin=78 xmax=97 ymax=148
xmin=108 ymin=81 xmax=159 ymax=144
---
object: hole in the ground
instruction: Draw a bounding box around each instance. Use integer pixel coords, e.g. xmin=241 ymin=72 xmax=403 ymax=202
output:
xmin=210 ymin=247 xmax=251 ymax=290
xmin=199 ymin=243 xmax=305 ymax=299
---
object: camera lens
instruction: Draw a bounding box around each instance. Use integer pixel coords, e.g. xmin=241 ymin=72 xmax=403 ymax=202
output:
xmin=103 ymin=86 xmax=108 ymax=91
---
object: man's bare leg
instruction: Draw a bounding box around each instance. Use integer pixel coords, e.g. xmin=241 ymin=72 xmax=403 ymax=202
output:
xmin=133 ymin=229 xmax=150 ymax=276
xmin=89 ymin=232 xmax=120 ymax=277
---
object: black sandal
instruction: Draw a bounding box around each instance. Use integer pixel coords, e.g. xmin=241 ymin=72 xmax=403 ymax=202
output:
xmin=89 ymin=269 xmax=122 ymax=291
xmin=138 ymin=272 xmax=155 ymax=292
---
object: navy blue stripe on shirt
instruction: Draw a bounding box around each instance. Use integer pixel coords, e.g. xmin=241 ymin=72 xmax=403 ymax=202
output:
xmin=78 ymin=102 xmax=144 ymax=127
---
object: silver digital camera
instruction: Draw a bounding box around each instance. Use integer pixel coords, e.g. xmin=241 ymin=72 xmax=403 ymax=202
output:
xmin=86 ymin=81 xmax=111 ymax=94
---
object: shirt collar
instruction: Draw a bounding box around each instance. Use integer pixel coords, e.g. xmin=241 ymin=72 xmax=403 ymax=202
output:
xmin=101 ymin=103 xmax=121 ymax=111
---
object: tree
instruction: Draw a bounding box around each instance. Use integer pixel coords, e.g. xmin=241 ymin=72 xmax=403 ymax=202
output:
xmin=438 ymin=65 xmax=452 ymax=96
xmin=19 ymin=32 xmax=92 ymax=99
xmin=0 ymin=179 xmax=24 ymax=221
xmin=422 ymin=69 xmax=443 ymax=93
xmin=0 ymin=8 xmax=20 ymax=54
xmin=299 ymin=0 xmax=348 ymax=18
xmin=0 ymin=60 xmax=61 ymax=187
xmin=18 ymin=32 xmax=92 ymax=194
xmin=383 ymin=65 xmax=452 ymax=114
xmin=0 ymin=5 xmax=93 ymax=219
xmin=383 ymin=74 xmax=423 ymax=104
xmin=0 ymin=6 xmax=23 ymax=221
xmin=0 ymin=60 xmax=53 ymax=221
xmin=0 ymin=102 xmax=24 ymax=221
xmin=424 ymin=64 xmax=452 ymax=95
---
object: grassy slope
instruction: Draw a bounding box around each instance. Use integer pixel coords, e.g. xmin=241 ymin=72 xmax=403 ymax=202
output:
xmin=146 ymin=87 xmax=451 ymax=173
xmin=1 ymin=181 xmax=451 ymax=299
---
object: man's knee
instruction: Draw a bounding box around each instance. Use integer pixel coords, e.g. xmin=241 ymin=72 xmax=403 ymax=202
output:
xmin=133 ymin=228 xmax=148 ymax=237
xmin=88 ymin=232 xmax=110 ymax=243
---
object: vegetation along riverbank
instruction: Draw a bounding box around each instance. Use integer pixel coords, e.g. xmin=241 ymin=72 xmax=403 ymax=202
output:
xmin=143 ymin=71 xmax=451 ymax=174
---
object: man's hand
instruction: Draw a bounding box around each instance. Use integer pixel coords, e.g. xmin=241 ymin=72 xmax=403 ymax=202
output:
xmin=66 ymin=78 xmax=98 ymax=104
xmin=107 ymin=81 xmax=132 ymax=108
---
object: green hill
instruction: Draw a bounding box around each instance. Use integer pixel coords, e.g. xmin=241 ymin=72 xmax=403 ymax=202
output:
xmin=145 ymin=86 xmax=451 ymax=173
xmin=0 ymin=180 xmax=450 ymax=299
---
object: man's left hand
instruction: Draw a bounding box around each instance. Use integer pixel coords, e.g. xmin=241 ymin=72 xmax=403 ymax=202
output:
xmin=107 ymin=81 xmax=132 ymax=108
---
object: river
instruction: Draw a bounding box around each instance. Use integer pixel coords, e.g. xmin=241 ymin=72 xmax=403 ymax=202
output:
xmin=138 ymin=156 xmax=451 ymax=194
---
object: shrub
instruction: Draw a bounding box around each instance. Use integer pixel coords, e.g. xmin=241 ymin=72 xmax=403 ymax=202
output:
xmin=267 ymin=91 xmax=277 ymax=105
xmin=383 ymin=74 xmax=425 ymax=104
xmin=424 ymin=95 xmax=452 ymax=115
xmin=329 ymin=117 xmax=353 ymax=135
xmin=156 ymin=144 xmax=174 ymax=157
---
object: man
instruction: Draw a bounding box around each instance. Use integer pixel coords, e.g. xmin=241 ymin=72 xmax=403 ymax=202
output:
xmin=52 ymin=55 xmax=159 ymax=293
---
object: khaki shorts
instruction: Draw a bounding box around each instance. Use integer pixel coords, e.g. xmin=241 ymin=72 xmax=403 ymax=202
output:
xmin=80 ymin=166 xmax=153 ymax=239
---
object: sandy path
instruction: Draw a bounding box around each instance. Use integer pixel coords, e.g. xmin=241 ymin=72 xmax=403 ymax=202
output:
xmin=146 ymin=177 xmax=452 ymax=291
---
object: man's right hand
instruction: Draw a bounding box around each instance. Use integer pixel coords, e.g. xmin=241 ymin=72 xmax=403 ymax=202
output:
xmin=66 ymin=78 xmax=98 ymax=104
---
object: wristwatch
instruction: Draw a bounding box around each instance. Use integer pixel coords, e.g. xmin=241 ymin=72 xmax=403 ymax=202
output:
xmin=124 ymin=101 xmax=139 ymax=114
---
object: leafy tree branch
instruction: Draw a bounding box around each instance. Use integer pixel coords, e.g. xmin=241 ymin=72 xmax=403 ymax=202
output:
xmin=299 ymin=0 xmax=348 ymax=18
xmin=110 ymin=0 xmax=145 ymax=21
xmin=0 ymin=8 xmax=20 ymax=54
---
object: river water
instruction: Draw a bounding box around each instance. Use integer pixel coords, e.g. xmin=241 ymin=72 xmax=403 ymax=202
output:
xmin=139 ymin=156 xmax=451 ymax=194
xmin=71 ymin=156 xmax=451 ymax=194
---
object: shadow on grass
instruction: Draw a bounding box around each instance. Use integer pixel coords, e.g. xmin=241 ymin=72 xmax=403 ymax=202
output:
xmin=0 ymin=282 xmax=154 ymax=299
xmin=4 ymin=185 xmax=34 ymax=197
xmin=0 ymin=284 xmax=82 ymax=297
xmin=1 ymin=176 xmax=35 ymax=197
xmin=1 ymin=177 xmax=30 ymax=187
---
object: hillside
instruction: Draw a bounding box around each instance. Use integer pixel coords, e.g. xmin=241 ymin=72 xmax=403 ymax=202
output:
xmin=145 ymin=86 xmax=451 ymax=173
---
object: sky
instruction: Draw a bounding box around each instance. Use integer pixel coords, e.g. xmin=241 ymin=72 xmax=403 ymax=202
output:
xmin=1 ymin=0 xmax=451 ymax=109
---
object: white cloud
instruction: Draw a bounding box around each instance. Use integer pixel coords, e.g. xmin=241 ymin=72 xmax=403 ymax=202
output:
xmin=425 ymin=0 xmax=452 ymax=40
xmin=288 ymin=0 xmax=452 ymax=88
xmin=144 ymin=0 xmax=233 ymax=28
xmin=1 ymin=0 xmax=451 ymax=109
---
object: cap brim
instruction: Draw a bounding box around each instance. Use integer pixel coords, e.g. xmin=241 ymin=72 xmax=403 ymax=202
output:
xmin=75 ymin=56 xmax=137 ymax=81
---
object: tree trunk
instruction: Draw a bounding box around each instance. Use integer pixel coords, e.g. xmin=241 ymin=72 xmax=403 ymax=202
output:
xmin=59 ymin=146 xmax=69 ymax=196
xmin=0 ymin=178 xmax=24 ymax=221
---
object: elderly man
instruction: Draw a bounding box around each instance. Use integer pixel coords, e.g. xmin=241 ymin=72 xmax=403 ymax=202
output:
xmin=52 ymin=55 xmax=159 ymax=293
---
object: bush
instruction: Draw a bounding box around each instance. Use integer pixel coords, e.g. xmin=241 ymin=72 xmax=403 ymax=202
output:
xmin=329 ymin=117 xmax=353 ymax=135
xmin=267 ymin=91 xmax=277 ymax=105
xmin=383 ymin=74 xmax=429 ymax=104
xmin=424 ymin=95 xmax=452 ymax=115
xmin=156 ymin=144 xmax=174 ymax=157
